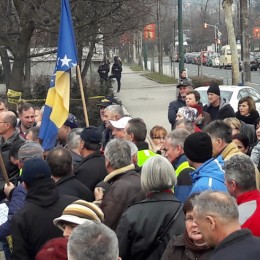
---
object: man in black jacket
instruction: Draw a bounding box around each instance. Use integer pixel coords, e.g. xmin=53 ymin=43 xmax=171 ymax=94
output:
xmin=193 ymin=191 xmax=260 ymax=260
xmin=74 ymin=126 xmax=107 ymax=191
xmin=109 ymin=57 xmax=122 ymax=93
xmin=11 ymin=158 xmax=77 ymax=259
xmin=47 ymin=147 xmax=93 ymax=201
xmin=0 ymin=111 xmax=25 ymax=200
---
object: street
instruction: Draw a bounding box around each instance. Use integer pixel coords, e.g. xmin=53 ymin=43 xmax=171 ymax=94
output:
xmin=162 ymin=57 xmax=260 ymax=92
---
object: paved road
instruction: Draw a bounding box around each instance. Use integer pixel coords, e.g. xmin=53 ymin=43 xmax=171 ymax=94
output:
xmin=163 ymin=57 xmax=260 ymax=91
xmin=115 ymin=66 xmax=175 ymax=132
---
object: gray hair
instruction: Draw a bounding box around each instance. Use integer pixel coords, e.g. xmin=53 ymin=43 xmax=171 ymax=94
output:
xmin=204 ymin=120 xmax=233 ymax=144
xmin=105 ymin=105 xmax=124 ymax=118
xmin=175 ymin=118 xmax=194 ymax=133
xmin=193 ymin=191 xmax=239 ymax=222
xmin=224 ymin=154 xmax=256 ymax=191
xmin=126 ymin=141 xmax=138 ymax=157
xmin=141 ymin=155 xmax=177 ymax=192
xmin=68 ymin=222 xmax=119 ymax=260
xmin=67 ymin=128 xmax=84 ymax=149
xmin=166 ymin=128 xmax=190 ymax=148
xmin=104 ymin=139 xmax=131 ymax=169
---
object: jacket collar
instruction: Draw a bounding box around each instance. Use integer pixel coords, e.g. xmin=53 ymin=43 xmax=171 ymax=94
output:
xmin=104 ymin=164 xmax=135 ymax=183
xmin=221 ymin=142 xmax=242 ymax=160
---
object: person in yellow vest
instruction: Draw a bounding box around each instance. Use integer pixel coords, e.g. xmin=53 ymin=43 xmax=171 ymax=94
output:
xmin=164 ymin=129 xmax=193 ymax=202
xmin=124 ymin=118 xmax=156 ymax=167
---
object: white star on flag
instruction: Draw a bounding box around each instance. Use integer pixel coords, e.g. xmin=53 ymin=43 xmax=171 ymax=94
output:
xmin=60 ymin=54 xmax=72 ymax=67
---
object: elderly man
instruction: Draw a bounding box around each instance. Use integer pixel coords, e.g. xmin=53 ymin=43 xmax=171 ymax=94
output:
xmin=102 ymin=104 xmax=124 ymax=149
xmin=110 ymin=116 xmax=132 ymax=139
xmin=164 ymin=129 xmax=193 ymax=202
xmin=224 ymin=154 xmax=260 ymax=237
xmin=68 ymin=221 xmax=120 ymax=260
xmin=94 ymin=139 xmax=145 ymax=230
xmin=74 ymin=126 xmax=107 ymax=191
xmin=193 ymin=191 xmax=260 ymax=259
xmin=203 ymin=82 xmax=235 ymax=120
xmin=0 ymin=111 xmax=25 ymax=200
xmin=17 ymin=103 xmax=36 ymax=138
xmin=168 ymin=79 xmax=193 ymax=130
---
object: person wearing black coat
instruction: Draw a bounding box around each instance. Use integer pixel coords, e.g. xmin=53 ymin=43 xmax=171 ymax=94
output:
xmin=98 ymin=60 xmax=110 ymax=80
xmin=116 ymin=155 xmax=185 ymax=260
xmin=74 ymin=127 xmax=107 ymax=191
xmin=46 ymin=147 xmax=94 ymax=201
xmin=11 ymin=159 xmax=77 ymax=260
xmin=109 ymin=57 xmax=123 ymax=92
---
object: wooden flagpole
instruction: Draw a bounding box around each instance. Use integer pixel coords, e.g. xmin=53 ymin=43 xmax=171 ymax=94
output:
xmin=0 ymin=153 xmax=9 ymax=185
xmin=76 ymin=65 xmax=89 ymax=127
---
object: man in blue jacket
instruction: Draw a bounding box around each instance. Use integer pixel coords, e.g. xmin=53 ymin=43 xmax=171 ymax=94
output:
xmin=184 ymin=132 xmax=227 ymax=194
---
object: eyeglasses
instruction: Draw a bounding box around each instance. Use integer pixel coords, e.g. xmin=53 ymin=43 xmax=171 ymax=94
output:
xmin=152 ymin=136 xmax=165 ymax=140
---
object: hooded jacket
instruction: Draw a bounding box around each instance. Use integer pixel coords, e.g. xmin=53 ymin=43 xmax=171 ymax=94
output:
xmin=190 ymin=156 xmax=227 ymax=195
xmin=203 ymin=97 xmax=235 ymax=120
xmin=11 ymin=179 xmax=77 ymax=260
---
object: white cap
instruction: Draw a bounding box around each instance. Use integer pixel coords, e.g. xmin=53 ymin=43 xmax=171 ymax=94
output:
xmin=109 ymin=116 xmax=132 ymax=129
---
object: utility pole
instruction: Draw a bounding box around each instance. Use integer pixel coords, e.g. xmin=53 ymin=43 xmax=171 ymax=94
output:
xmin=240 ymin=0 xmax=251 ymax=83
xmin=178 ymin=0 xmax=184 ymax=75
xmin=157 ymin=0 xmax=163 ymax=74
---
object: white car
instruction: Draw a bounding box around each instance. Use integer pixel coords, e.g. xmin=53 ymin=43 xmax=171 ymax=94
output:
xmin=212 ymin=56 xmax=220 ymax=67
xmin=196 ymin=85 xmax=260 ymax=114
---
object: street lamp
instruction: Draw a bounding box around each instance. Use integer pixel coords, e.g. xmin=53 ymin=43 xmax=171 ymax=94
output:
xmin=204 ymin=22 xmax=222 ymax=53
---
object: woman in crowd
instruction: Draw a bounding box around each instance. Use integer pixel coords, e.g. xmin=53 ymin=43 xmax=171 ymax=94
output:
xmin=116 ymin=155 xmax=185 ymax=260
xmin=223 ymin=117 xmax=241 ymax=136
xmin=176 ymin=106 xmax=201 ymax=132
xmin=232 ymin=133 xmax=250 ymax=155
xmin=185 ymin=90 xmax=211 ymax=129
xmin=161 ymin=194 xmax=213 ymax=260
xmin=235 ymin=96 xmax=259 ymax=125
xmin=251 ymin=118 xmax=260 ymax=167
xmin=149 ymin=125 xmax=167 ymax=154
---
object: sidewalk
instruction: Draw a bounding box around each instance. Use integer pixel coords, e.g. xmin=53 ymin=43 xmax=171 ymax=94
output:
xmin=112 ymin=66 xmax=176 ymax=132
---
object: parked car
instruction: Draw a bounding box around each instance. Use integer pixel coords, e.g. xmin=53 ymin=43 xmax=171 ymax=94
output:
xmin=191 ymin=52 xmax=201 ymax=64
xmin=200 ymin=51 xmax=208 ymax=65
xmin=250 ymin=55 xmax=258 ymax=71
xmin=212 ymin=53 xmax=220 ymax=67
xmin=196 ymin=85 xmax=260 ymax=114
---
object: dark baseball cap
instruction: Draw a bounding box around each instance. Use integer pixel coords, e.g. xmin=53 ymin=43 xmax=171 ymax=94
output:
xmin=177 ymin=79 xmax=192 ymax=88
xmin=64 ymin=113 xmax=78 ymax=129
xmin=80 ymin=126 xmax=102 ymax=144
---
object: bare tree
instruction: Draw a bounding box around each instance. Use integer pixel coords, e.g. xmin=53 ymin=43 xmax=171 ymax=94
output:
xmin=223 ymin=0 xmax=239 ymax=84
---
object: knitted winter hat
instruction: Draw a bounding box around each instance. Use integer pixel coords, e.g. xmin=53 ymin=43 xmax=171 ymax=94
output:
xmin=184 ymin=132 xmax=212 ymax=163
xmin=53 ymin=200 xmax=104 ymax=231
xmin=207 ymin=83 xmax=220 ymax=96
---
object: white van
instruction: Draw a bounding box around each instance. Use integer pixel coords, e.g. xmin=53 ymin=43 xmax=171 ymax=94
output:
xmin=219 ymin=44 xmax=241 ymax=69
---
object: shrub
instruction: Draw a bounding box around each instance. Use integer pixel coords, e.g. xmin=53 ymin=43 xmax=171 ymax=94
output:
xmin=190 ymin=76 xmax=223 ymax=89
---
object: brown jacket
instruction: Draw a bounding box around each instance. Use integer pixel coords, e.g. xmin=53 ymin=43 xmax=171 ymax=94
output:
xmin=100 ymin=164 xmax=145 ymax=230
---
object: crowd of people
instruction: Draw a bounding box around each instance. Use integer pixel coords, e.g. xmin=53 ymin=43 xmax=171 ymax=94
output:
xmin=0 ymin=76 xmax=259 ymax=260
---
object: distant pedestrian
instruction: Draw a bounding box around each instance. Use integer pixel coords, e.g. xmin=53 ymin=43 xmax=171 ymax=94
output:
xmin=98 ymin=59 xmax=110 ymax=81
xmin=109 ymin=56 xmax=123 ymax=93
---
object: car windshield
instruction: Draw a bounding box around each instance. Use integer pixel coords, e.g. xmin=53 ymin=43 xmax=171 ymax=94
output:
xmin=198 ymin=89 xmax=233 ymax=105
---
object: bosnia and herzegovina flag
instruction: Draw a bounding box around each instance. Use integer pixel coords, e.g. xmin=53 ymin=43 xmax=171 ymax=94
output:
xmin=39 ymin=0 xmax=77 ymax=150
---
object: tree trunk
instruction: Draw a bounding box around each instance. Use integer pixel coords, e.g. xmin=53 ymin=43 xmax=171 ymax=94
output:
xmin=223 ymin=0 xmax=240 ymax=85
xmin=240 ymin=0 xmax=251 ymax=83
xmin=0 ymin=47 xmax=11 ymax=89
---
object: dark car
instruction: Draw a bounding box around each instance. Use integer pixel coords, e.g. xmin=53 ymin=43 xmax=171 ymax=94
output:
xmin=250 ymin=55 xmax=258 ymax=71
